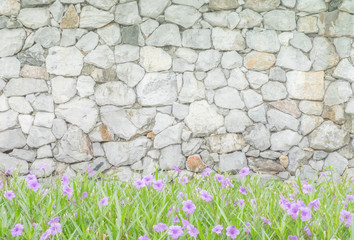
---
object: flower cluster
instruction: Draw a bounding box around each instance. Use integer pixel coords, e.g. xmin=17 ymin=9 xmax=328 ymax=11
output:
xmin=40 ymin=217 xmax=62 ymax=240
xmin=133 ymin=175 xmax=166 ymax=192
xmin=26 ymin=172 xmax=41 ymax=191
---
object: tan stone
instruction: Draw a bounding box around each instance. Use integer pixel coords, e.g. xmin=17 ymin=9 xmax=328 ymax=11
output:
xmin=244 ymin=51 xmax=276 ymax=70
xmin=248 ymin=157 xmax=285 ymax=174
xmin=279 ymin=155 xmax=288 ymax=168
xmin=297 ymin=16 xmax=318 ymax=33
xmin=60 ymin=5 xmax=79 ymax=29
xmin=286 ymin=71 xmax=325 ymax=101
xmin=98 ymin=124 xmax=113 ymax=141
xmin=322 ymin=105 xmax=345 ymax=125
xmin=209 ymin=0 xmax=239 ymax=10
xmin=147 ymin=132 xmax=155 ymax=139
xmin=20 ymin=65 xmax=49 ymax=80
xmin=186 ymin=155 xmax=206 ymax=173
xmin=318 ymin=11 xmax=354 ymax=37
xmin=269 ymin=99 xmax=301 ymax=118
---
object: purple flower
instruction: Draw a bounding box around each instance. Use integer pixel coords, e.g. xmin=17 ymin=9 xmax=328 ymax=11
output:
xmin=251 ymin=198 xmax=257 ymax=207
xmin=289 ymin=236 xmax=298 ymax=240
xmin=32 ymin=223 xmax=41 ymax=230
xmin=261 ymin=217 xmax=271 ymax=226
xmin=168 ymin=226 xmax=183 ymax=239
xmin=153 ymin=180 xmax=165 ymax=192
xmin=61 ymin=174 xmax=69 ymax=185
xmin=212 ymin=225 xmax=223 ymax=234
xmin=300 ymin=207 xmax=312 ymax=221
xmin=221 ymin=178 xmax=234 ymax=188
xmin=214 ymin=174 xmax=224 ymax=183
xmin=26 ymin=173 xmax=37 ymax=182
xmin=304 ymin=226 xmax=311 ymax=236
xmin=226 ymin=226 xmax=240 ymax=239
xmin=28 ymin=180 xmax=41 ymax=191
xmin=239 ymin=167 xmax=250 ymax=178
xmin=81 ymin=192 xmax=88 ymax=199
xmin=5 ymin=168 xmax=13 ymax=175
xmin=153 ymin=223 xmax=168 ymax=232
xmin=138 ymin=235 xmax=150 ymax=240
xmin=178 ymin=176 xmax=189 ymax=186
xmin=200 ymin=190 xmax=213 ymax=202
xmin=99 ymin=197 xmax=109 ymax=206
xmin=38 ymin=164 xmax=48 ymax=172
xmin=4 ymin=190 xmax=15 ymax=200
xmin=182 ymin=200 xmax=196 ymax=215
xmin=238 ymin=199 xmax=245 ymax=208
xmin=87 ymin=167 xmax=94 ymax=175
xmin=347 ymin=195 xmax=354 ymax=202
xmin=239 ymin=186 xmax=247 ymax=195
xmin=173 ymin=165 xmax=181 ymax=173
xmin=287 ymin=203 xmax=300 ymax=220
xmin=177 ymin=192 xmax=184 ymax=199
xmin=244 ymin=222 xmax=251 ymax=235
xmin=49 ymin=223 xmax=62 ymax=235
xmin=339 ymin=209 xmax=353 ymax=227
xmin=0 ymin=180 xmax=3 ymax=189
xmin=173 ymin=215 xmax=180 ymax=223
xmin=133 ymin=179 xmax=145 ymax=190
xmin=302 ymin=181 xmax=313 ymax=194
xmin=40 ymin=230 xmax=51 ymax=240
xmin=181 ymin=219 xmax=190 ymax=229
xmin=48 ymin=217 xmax=59 ymax=226
xmin=187 ymin=224 xmax=199 ymax=238
xmin=279 ymin=196 xmax=291 ymax=210
xmin=62 ymin=185 xmax=73 ymax=198
xmin=11 ymin=224 xmax=24 ymax=237
xmin=201 ymin=168 xmax=212 ymax=177
xmin=309 ymin=199 xmax=320 ymax=211
xmin=142 ymin=175 xmax=154 ymax=186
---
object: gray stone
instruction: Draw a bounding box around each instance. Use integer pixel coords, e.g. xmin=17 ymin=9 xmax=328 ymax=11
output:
xmin=300 ymin=115 xmax=324 ymax=135
xmin=55 ymin=125 xmax=93 ymax=163
xmin=0 ymin=29 xmax=26 ymax=57
xmin=51 ymin=76 xmax=76 ymax=104
xmin=17 ymin=8 xmax=50 ymax=29
xmin=260 ymin=151 xmax=281 ymax=160
xmin=0 ymin=57 xmax=20 ymax=78
xmin=0 ymin=0 xmax=20 ymax=16
xmin=33 ymin=112 xmax=55 ymax=128
xmin=185 ymin=100 xmax=224 ymax=137
xmin=139 ymin=46 xmax=172 ymax=72
xmin=4 ymin=78 xmax=48 ymax=96
xmin=97 ymin=23 xmax=121 ymax=46
xmin=289 ymin=32 xmax=312 ymax=52
xmin=299 ymin=101 xmax=323 ymax=116
xmin=225 ymin=109 xmax=252 ymax=133
xmin=52 ymin=118 xmax=66 ymax=139
xmin=55 ymin=97 xmax=98 ymax=133
xmin=246 ymin=71 xmax=268 ymax=89
xmin=228 ymin=68 xmax=248 ymax=90
xmin=203 ymin=11 xmax=231 ymax=28
xmin=271 ymin=130 xmax=302 ymax=151
xmin=173 ymin=0 xmax=204 ymax=8
xmin=46 ymin=46 xmax=84 ymax=76
xmin=334 ymin=37 xmax=352 ymax=58
xmin=276 ymin=46 xmax=312 ymax=71
xmin=114 ymin=44 xmax=139 ymax=63
xmin=84 ymin=45 xmax=115 ymax=69
xmin=182 ymin=138 xmax=203 ymax=156
xmin=261 ymin=81 xmax=287 ymax=101
xmin=116 ymin=63 xmax=145 ymax=88
xmin=86 ymin=0 xmax=117 ymax=11
xmin=146 ymin=24 xmax=181 ymax=47
xmin=176 ymin=48 xmax=198 ymax=64
xmin=267 ymin=109 xmax=300 ymax=131
xmin=214 ymin=87 xmax=244 ymax=109
xmin=0 ymin=129 xmax=26 ymax=152
xmin=79 ymin=6 xmax=114 ymax=29
xmin=309 ymin=160 xmax=324 ymax=171
xmin=139 ymin=0 xmax=170 ymax=18
xmin=37 ymin=145 xmax=52 ymax=158
xmin=72 ymin=157 xmax=111 ymax=174
xmin=30 ymin=158 xmax=56 ymax=178
xmin=121 ymin=25 xmax=144 ymax=46
xmin=237 ymin=9 xmax=262 ymax=29
xmin=196 ymin=50 xmax=222 ymax=71
xmin=309 ymin=121 xmax=349 ymax=151
xmin=178 ymin=72 xmax=205 ymax=103
xmin=221 ymin=51 xmax=242 ymax=69
xmin=27 ymin=126 xmax=56 ymax=148
xmin=324 ymin=81 xmax=352 ymax=106
xmin=204 ymin=68 xmax=227 ymax=89
xmin=152 ymin=113 xmax=174 ymax=134
xmin=103 ymin=137 xmax=150 ymax=167
xmin=140 ymin=19 xmax=159 ymax=37
xmin=0 ymin=110 xmax=18 ymax=131
xmin=207 ymin=134 xmax=246 ymax=153
xmin=137 ymin=72 xmax=177 ymax=106
xmin=0 ymin=95 xmax=9 ymax=112
xmin=248 ymin=104 xmax=267 ymax=123
xmin=297 ymin=16 xmax=318 ymax=33
xmin=212 ymin=28 xmax=245 ymax=51
xmin=318 ymin=11 xmax=354 ymax=37
xmin=173 ymin=58 xmax=195 ymax=72
xmin=333 ymin=59 xmax=354 ymax=82
xmin=243 ymin=124 xmax=270 ymax=151
xmin=339 ymin=0 xmax=354 ymax=14
xmin=89 ymin=124 xmax=114 ymax=142
xmin=244 ymin=0 xmax=280 ymax=11
xmin=0 ymin=152 xmax=28 ymax=174
xmin=345 ymin=99 xmax=354 ymax=114
xmin=18 ymin=44 xmax=45 ymax=66
xmin=310 ymin=37 xmax=339 ymax=71
xmin=324 ymin=152 xmax=348 ymax=175
xmin=92 ymin=143 xmax=105 ymax=157
xmin=286 ymin=71 xmax=325 ymax=100
xmin=34 ymin=27 xmax=60 ymax=48
xmin=18 ymin=115 xmax=33 ymax=134
xmin=165 ymin=5 xmax=201 ymax=28
xmin=95 ymin=81 xmax=136 ymax=106
xmin=159 ymin=145 xmax=185 ymax=170
xmin=296 ymin=0 xmax=327 ymax=13
xmin=154 ymin=123 xmax=183 ymax=149
xmin=172 ymin=102 xmax=189 ymax=120
xmin=249 ymin=157 xmax=285 ymax=174
xmin=9 ymin=149 xmax=36 ymax=162
xmin=322 ymin=105 xmax=345 ymax=125
xmin=76 ymin=76 xmax=95 ymax=97
xmin=209 ymin=0 xmax=239 ymax=10
xmin=219 ymin=151 xmax=247 ymax=172
xmin=244 ymin=51 xmax=276 ymax=71
xmin=8 ymin=97 xmax=33 ymax=114
xmin=182 ymin=29 xmax=212 ymax=50
xmin=264 ymin=10 xmax=296 ymax=31
xmin=49 ymin=1 xmax=64 ymax=23
xmin=76 ymin=32 xmax=99 ymax=53
xmin=115 ymin=1 xmax=141 ymax=25
xmin=241 ymin=89 xmax=263 ymax=109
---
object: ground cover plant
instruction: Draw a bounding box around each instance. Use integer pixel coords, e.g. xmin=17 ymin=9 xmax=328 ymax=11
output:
xmin=0 ymin=167 xmax=353 ymax=239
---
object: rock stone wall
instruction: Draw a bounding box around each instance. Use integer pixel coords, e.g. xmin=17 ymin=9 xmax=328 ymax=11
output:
xmin=0 ymin=0 xmax=354 ymax=181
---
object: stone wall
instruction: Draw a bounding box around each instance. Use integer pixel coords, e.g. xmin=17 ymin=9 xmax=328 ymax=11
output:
xmin=0 ymin=0 xmax=353 ymax=181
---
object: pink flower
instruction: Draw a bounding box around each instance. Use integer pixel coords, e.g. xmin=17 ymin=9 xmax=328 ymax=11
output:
xmin=187 ymin=224 xmax=199 ymax=238
xmin=133 ymin=179 xmax=145 ymax=190
xmin=61 ymin=174 xmax=69 ymax=185
xmin=168 ymin=226 xmax=183 ymax=239
xmin=226 ymin=226 xmax=240 ymax=239
xmin=178 ymin=176 xmax=189 ymax=186
xmin=261 ymin=217 xmax=271 ymax=226
xmin=153 ymin=223 xmax=168 ymax=232
xmin=239 ymin=167 xmax=250 ymax=178
xmin=11 ymin=224 xmax=24 ymax=237
xmin=212 ymin=225 xmax=223 ymax=234
xmin=138 ymin=235 xmax=150 ymax=240
xmin=153 ymin=180 xmax=165 ymax=192
xmin=182 ymin=200 xmax=196 ymax=215
xmin=200 ymin=190 xmax=213 ymax=202
xmin=142 ymin=175 xmax=154 ymax=186
xmin=4 ymin=190 xmax=15 ymax=200
xmin=239 ymin=186 xmax=247 ymax=195
xmin=300 ymin=207 xmax=312 ymax=222
xmin=99 ymin=197 xmax=109 ymax=206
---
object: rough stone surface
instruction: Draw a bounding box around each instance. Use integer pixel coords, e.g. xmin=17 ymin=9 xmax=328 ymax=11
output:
xmin=46 ymin=46 xmax=84 ymax=76
xmin=115 ymin=2 xmax=141 ymax=25
xmin=182 ymin=29 xmax=212 ymax=49
xmin=276 ymin=47 xmax=312 ymax=71
xmin=243 ymin=124 xmax=270 ymax=151
xmin=159 ymin=145 xmax=185 ymax=170
xmin=80 ymin=6 xmax=114 ymax=29
xmin=214 ymin=87 xmax=244 ymax=109
xmin=212 ymin=28 xmax=245 ymax=51
xmin=95 ymin=81 xmax=136 ymax=107
xmin=219 ymin=151 xmax=247 ymax=172
xmin=244 ymin=51 xmax=275 ymax=71
xmin=140 ymin=46 xmax=172 ymax=72
xmin=209 ymin=0 xmax=239 ymax=10
xmin=146 ymin=24 xmax=181 ymax=47
xmin=0 ymin=29 xmax=26 ymax=57
xmin=165 ymin=5 xmax=201 ymax=28
xmin=286 ymin=71 xmax=325 ymax=100
xmin=264 ymin=10 xmax=296 ymax=31
xmin=18 ymin=8 xmax=50 ymax=29
xmin=310 ymin=37 xmax=339 ymax=71
xmin=206 ymin=134 xmax=246 ymax=154
xmin=271 ymin=130 xmax=302 ymax=151
xmin=0 ymin=152 xmax=28 ymax=174
xmin=4 ymin=78 xmax=48 ymax=96
xmin=333 ymin=59 xmax=354 ymax=82
xmin=324 ymin=152 xmax=348 ymax=175
xmin=244 ymin=0 xmax=280 ymax=12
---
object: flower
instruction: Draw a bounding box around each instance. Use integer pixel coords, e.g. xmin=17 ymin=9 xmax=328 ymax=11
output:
xmin=289 ymin=236 xmax=298 ymax=240
xmin=182 ymin=200 xmax=196 ymax=215
xmin=287 ymin=203 xmax=300 ymax=220
xmin=153 ymin=223 xmax=168 ymax=232
xmin=153 ymin=180 xmax=165 ymax=192
xmin=27 ymin=180 xmax=41 ymax=191
xmin=142 ymin=175 xmax=154 ymax=186
xmin=347 ymin=195 xmax=354 ymax=202
xmin=81 ymin=192 xmax=88 ymax=199
xmin=239 ymin=167 xmax=250 ymax=178
xmin=0 ymin=180 xmax=3 ymax=189
xmin=32 ymin=223 xmax=41 ymax=230
xmin=339 ymin=209 xmax=353 ymax=227
xmin=244 ymin=222 xmax=251 ymax=235
xmin=261 ymin=217 xmax=271 ymax=226
xmin=178 ymin=176 xmax=189 ymax=186
xmin=187 ymin=224 xmax=199 ymax=238
xmin=173 ymin=215 xmax=180 ymax=223
xmin=40 ymin=230 xmax=51 ymax=240
xmin=200 ymin=190 xmax=213 ymax=202
xmin=309 ymin=199 xmax=320 ymax=211
xmin=62 ymin=185 xmax=73 ymax=198
xmin=87 ymin=167 xmax=94 ymax=175
xmin=304 ymin=226 xmax=311 ymax=236
xmin=221 ymin=178 xmax=234 ymax=188
xmin=5 ymin=168 xmax=13 ymax=175
xmin=226 ymin=226 xmax=240 ymax=239
xmin=4 ymin=190 xmax=15 ymax=200
xmin=133 ymin=179 xmax=145 ymax=190
xmin=302 ymin=181 xmax=313 ymax=194
xmin=138 ymin=235 xmax=150 ymax=240
xmin=26 ymin=173 xmax=37 ymax=182
xmin=11 ymin=224 xmax=24 ymax=237
xmin=38 ymin=164 xmax=48 ymax=172
xmin=214 ymin=174 xmax=224 ymax=183
xmin=201 ymin=168 xmax=212 ymax=177
xmin=49 ymin=223 xmax=62 ymax=235
xmin=280 ymin=196 xmax=291 ymax=210
xmin=48 ymin=217 xmax=59 ymax=226
xmin=239 ymin=186 xmax=247 ymax=195
xmin=61 ymin=174 xmax=69 ymax=185
xmin=168 ymin=226 xmax=183 ymax=239
xmin=238 ymin=199 xmax=245 ymax=208
xmin=173 ymin=165 xmax=181 ymax=173
xmin=300 ymin=207 xmax=312 ymax=222
xmin=212 ymin=225 xmax=223 ymax=234
xmin=181 ymin=219 xmax=190 ymax=229
xmin=177 ymin=192 xmax=184 ymax=199
xmin=99 ymin=197 xmax=109 ymax=206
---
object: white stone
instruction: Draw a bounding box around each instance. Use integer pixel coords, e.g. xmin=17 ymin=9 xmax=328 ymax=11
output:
xmin=116 ymin=63 xmax=145 ymax=88
xmin=324 ymin=81 xmax=352 ymax=106
xmin=37 ymin=145 xmax=52 ymax=158
xmin=333 ymin=59 xmax=354 ymax=82
xmin=95 ymin=81 xmax=136 ymax=106
xmin=76 ymin=76 xmax=95 ymax=97
xmin=60 ymin=29 xmax=76 ymax=47
xmin=228 ymin=68 xmax=249 ymax=90
xmin=0 ymin=57 xmax=20 ymax=78
xmin=219 ymin=151 xmax=247 ymax=172
xmin=165 ymin=5 xmax=201 ymax=28
xmin=300 ymin=115 xmax=324 ymax=135
xmin=324 ymin=152 xmax=348 ymax=175
xmin=296 ymin=0 xmax=327 ymax=13
xmin=137 ymin=72 xmax=177 ymax=106
xmin=100 ymin=107 xmax=133 ymax=140
xmin=182 ymin=29 xmax=212 ymax=50
xmin=299 ymin=101 xmax=323 ymax=116
xmin=204 ymin=68 xmax=227 ymax=89
xmin=173 ymin=58 xmax=195 ymax=72
xmin=196 ymin=50 xmax=222 ymax=71
xmin=261 ymin=81 xmax=287 ymax=101
xmin=346 ymin=99 xmax=354 ymax=114
xmin=310 ymin=37 xmax=339 ymax=71
xmin=207 ymin=133 xmax=246 ymax=153
xmin=241 ymin=89 xmax=263 ymax=109
xmin=264 ymin=10 xmax=296 ymax=31
xmin=214 ymin=87 xmax=245 ymax=109
xmin=86 ymin=0 xmax=117 ymax=11
xmin=30 ymin=158 xmax=56 ymax=177
xmin=225 ymin=109 xmax=252 ymax=133
xmin=34 ymin=27 xmax=61 ymax=48
xmin=46 ymin=46 xmax=84 ymax=76
xmin=52 ymin=118 xmax=67 ymax=139
xmin=115 ymin=1 xmax=141 ymax=25
xmin=212 ymin=27 xmax=245 ymax=51
xmin=221 ymin=51 xmax=243 ymax=69
xmin=185 ymin=100 xmax=224 ymax=137
xmin=76 ymin=32 xmax=99 ymax=53
xmin=154 ymin=123 xmax=183 ymax=149
xmin=0 ymin=29 xmax=26 ymax=57
xmin=27 ymin=126 xmax=56 ymax=148
xmin=289 ymin=32 xmax=312 ymax=52
xmin=114 ymin=44 xmax=139 ymax=63
xmin=0 ymin=152 xmax=28 ymax=174
xmin=9 ymin=149 xmax=36 ymax=162
xmin=334 ymin=37 xmax=352 ymax=58
xmin=139 ymin=46 xmax=172 ymax=72
xmin=51 ymin=76 xmax=76 ymax=104
xmin=246 ymin=29 xmax=280 ymax=53
xmin=8 ymin=97 xmax=33 ymax=114
xmin=97 ymin=23 xmax=121 ymax=46
xmin=34 ymin=112 xmax=55 ymax=128
xmin=79 ymin=6 xmax=114 ymax=29
xmin=243 ymin=123 xmax=270 ymax=151
xmin=139 ymin=0 xmax=170 ymax=18
xmin=18 ymin=115 xmax=33 ymax=134
xmin=0 ymin=0 xmax=20 ymax=16
xmin=172 ymin=102 xmax=189 ymax=120
xmin=276 ymin=46 xmax=312 ymax=71
xmin=271 ymin=130 xmax=302 ymax=151
xmin=146 ymin=24 xmax=181 ymax=47
xmin=246 ymin=71 xmax=268 ymax=89
xmin=267 ymin=109 xmax=300 ymax=131
xmin=178 ymin=72 xmax=205 ymax=103
xmin=339 ymin=0 xmax=354 ymax=14
xmin=159 ymin=145 xmax=185 ymax=170
xmin=153 ymin=113 xmax=175 ymax=134
xmin=0 ymin=95 xmax=9 ymax=112
xmin=0 ymin=110 xmax=18 ymax=131
xmin=140 ymin=19 xmax=159 ymax=37
xmin=173 ymin=0 xmax=204 ymax=8
xmin=55 ymin=97 xmax=98 ymax=133
xmin=237 ymin=9 xmax=262 ymax=29
xmin=84 ymin=45 xmax=115 ymax=69
xmin=17 ymin=8 xmax=50 ymax=29
xmin=286 ymin=71 xmax=325 ymax=100
xmin=4 ymin=78 xmax=48 ymax=96
xmin=203 ymin=10 xmax=231 ymax=28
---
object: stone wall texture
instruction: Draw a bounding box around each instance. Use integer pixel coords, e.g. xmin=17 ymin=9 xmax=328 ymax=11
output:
xmin=0 ymin=0 xmax=354 ymax=182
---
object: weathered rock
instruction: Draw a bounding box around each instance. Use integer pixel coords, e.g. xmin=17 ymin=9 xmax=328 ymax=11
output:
xmin=209 ymin=0 xmax=239 ymax=10
xmin=116 ymin=63 xmax=144 ymax=88
xmin=206 ymin=134 xmax=246 ymax=154
xmin=55 ymin=125 xmax=93 ymax=163
xmin=324 ymin=81 xmax=352 ymax=106
xmin=196 ymin=50 xmax=222 ymax=71
xmin=80 ymin=6 xmax=114 ymax=29
xmin=286 ymin=71 xmax=325 ymax=100
xmin=185 ymin=100 xmax=224 ymax=137
xmin=219 ymin=151 xmax=246 ymax=172
xmin=140 ymin=19 xmax=159 ymax=37
xmin=264 ymin=10 xmax=296 ymax=31
xmin=241 ymin=89 xmax=263 ymax=109
xmin=55 ymin=97 xmax=98 ymax=133
xmin=270 ymin=99 xmax=301 ymax=118
xmin=17 ymin=8 xmax=50 ymax=29
xmin=269 ymin=67 xmax=286 ymax=82
xmin=182 ymin=138 xmax=203 ymax=156
xmin=267 ymin=109 xmax=299 ymax=131
xmin=243 ymin=124 xmax=270 ymax=151
xmin=322 ymin=105 xmax=345 ymax=125
xmin=276 ymin=47 xmax=312 ymax=71
xmin=154 ymin=123 xmax=183 ymax=149
xmin=204 ymin=68 xmax=227 ymax=89
xmin=324 ymin=152 xmax=348 ymax=175
xmin=334 ymin=37 xmax=351 ymax=58
xmin=34 ymin=27 xmax=61 ymax=49
xmin=76 ymin=76 xmax=95 ymax=97
xmin=237 ymin=9 xmax=262 ymax=29
xmin=139 ymin=0 xmax=169 ymax=18
xmin=121 ymin=25 xmax=144 ymax=46
xmin=300 ymin=115 xmax=324 ymax=135
xmin=228 ymin=68 xmax=248 ymax=90
xmin=310 ymin=37 xmax=339 ymax=71
xmin=297 ymin=16 xmax=318 ymax=33
xmin=244 ymin=0 xmax=280 ymax=12
xmin=72 ymin=157 xmax=111 ymax=174
xmin=299 ymin=101 xmax=323 ymax=116
xmin=95 ymin=81 xmax=136 ymax=106
xmin=244 ymin=51 xmax=275 ymax=70
xmin=60 ymin=4 xmax=79 ymax=29
xmin=20 ymin=65 xmax=48 ymax=79
xmin=33 ymin=112 xmax=55 ymax=128
xmin=22 ymin=0 xmax=55 ymax=6
xmin=333 ymin=59 xmax=354 ymax=82
xmin=271 ymin=130 xmax=302 ymax=151
xmin=0 ymin=129 xmax=26 ymax=152
xmin=49 ymin=0 xmax=64 ymax=23
xmin=8 ymin=97 xmax=33 ymax=114
xmin=249 ymin=157 xmax=285 ymax=174
xmin=86 ymin=0 xmax=117 ymax=11
xmin=287 ymin=147 xmax=313 ymax=173
xmin=76 ymin=32 xmax=99 ymax=53
xmin=146 ymin=24 xmax=181 ymax=47
xmin=0 ymin=0 xmax=21 ymax=16
xmin=248 ymin=104 xmax=267 ymax=123
xmin=159 ymin=145 xmax=185 ymax=170
xmin=18 ymin=44 xmax=45 ymax=66
xmin=115 ymin=1 xmax=141 ymax=25
xmin=0 ymin=29 xmax=26 ymax=57
xmin=309 ymin=121 xmax=349 ymax=151
xmin=136 ymin=72 xmax=177 ymax=106
xmin=4 ymin=78 xmax=48 ymax=96
xmin=186 ymin=155 xmax=206 ymax=173
xmin=339 ymin=0 xmax=354 ymax=14
xmin=0 ymin=152 xmax=28 ymax=174
xmin=46 ymin=46 xmax=84 ymax=76
xmin=212 ymin=28 xmax=245 ymax=51
xmin=84 ymin=45 xmax=115 ymax=69
xmin=30 ymin=158 xmax=56 ymax=178
xmin=261 ymin=81 xmax=287 ymax=101
xmin=0 ymin=57 xmax=20 ymax=78
xmin=89 ymin=124 xmax=114 ymax=142
xmin=97 ymin=23 xmax=121 ymax=46
xmin=0 ymin=95 xmax=9 ymax=111
xmin=225 ymin=109 xmax=252 ymax=133
xmin=9 ymin=149 xmax=36 ymax=162
xmin=296 ymin=0 xmax=327 ymax=13
xmin=289 ymin=32 xmax=312 ymax=52
xmin=318 ymin=11 xmax=354 ymax=37
xmin=246 ymin=71 xmax=269 ymax=89
xmin=27 ymin=126 xmax=56 ymax=148
xmin=52 ymin=118 xmax=66 ymax=139
xmin=51 ymin=76 xmax=76 ymax=104
xmin=165 ymin=5 xmax=201 ymax=28
xmin=203 ymin=10 xmax=232 ymax=28
xmin=245 ymin=29 xmax=280 ymax=53
xmin=178 ymin=72 xmax=205 ymax=103
xmin=221 ymin=51 xmax=242 ymax=69
xmin=0 ymin=110 xmax=18 ymax=131
xmin=214 ymin=87 xmax=244 ymax=109
xmin=18 ymin=115 xmax=33 ymax=134
xmin=345 ymin=99 xmax=354 ymax=115
xmin=139 ymin=46 xmax=172 ymax=72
